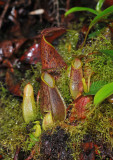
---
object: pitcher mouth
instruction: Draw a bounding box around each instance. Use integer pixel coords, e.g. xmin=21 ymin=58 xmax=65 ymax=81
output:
xmin=41 ymin=72 xmax=55 ymax=88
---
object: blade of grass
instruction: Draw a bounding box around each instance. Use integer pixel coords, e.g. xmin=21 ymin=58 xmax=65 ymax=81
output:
xmin=96 ymin=0 xmax=106 ymax=12
xmin=89 ymin=5 xmax=113 ymax=30
xmin=84 ymin=80 xmax=107 ymax=95
xmin=82 ymin=5 xmax=113 ymax=47
xmin=65 ymin=7 xmax=98 ymax=17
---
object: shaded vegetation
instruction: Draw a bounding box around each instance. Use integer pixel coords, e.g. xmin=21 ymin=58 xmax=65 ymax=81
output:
xmin=0 ymin=21 xmax=113 ymax=160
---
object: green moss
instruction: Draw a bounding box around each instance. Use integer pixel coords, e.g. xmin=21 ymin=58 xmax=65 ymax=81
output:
xmin=0 ymin=80 xmax=42 ymax=158
xmin=0 ymin=84 xmax=26 ymax=158
xmin=66 ymin=101 xmax=113 ymax=159
xmin=0 ymin=62 xmax=42 ymax=159
xmin=55 ymin=28 xmax=113 ymax=156
xmin=1 ymin=24 xmax=113 ymax=159
xmin=90 ymin=53 xmax=113 ymax=82
xmin=56 ymin=69 xmax=72 ymax=105
xmin=58 ymin=30 xmax=79 ymax=65
xmin=21 ymin=62 xmax=41 ymax=95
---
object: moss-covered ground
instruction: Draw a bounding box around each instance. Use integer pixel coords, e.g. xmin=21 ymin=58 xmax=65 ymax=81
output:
xmin=0 ymin=24 xmax=113 ymax=159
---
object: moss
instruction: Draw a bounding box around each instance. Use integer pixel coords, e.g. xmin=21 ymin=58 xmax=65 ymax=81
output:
xmin=0 ymin=62 xmax=42 ymax=159
xmin=55 ymin=28 xmax=113 ymax=156
xmin=0 ymin=24 xmax=113 ymax=159
xmin=90 ymin=53 xmax=113 ymax=82
xmin=66 ymin=102 xmax=113 ymax=159
xmin=56 ymin=69 xmax=72 ymax=105
xmin=21 ymin=62 xmax=41 ymax=96
xmin=58 ymin=30 xmax=79 ymax=65
xmin=0 ymin=81 xmax=42 ymax=158
xmin=0 ymin=83 xmax=26 ymax=158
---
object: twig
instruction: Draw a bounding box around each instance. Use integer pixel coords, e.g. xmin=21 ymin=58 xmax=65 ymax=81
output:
xmin=56 ymin=0 xmax=60 ymax=26
xmin=13 ymin=147 xmax=20 ymax=160
xmin=66 ymin=0 xmax=70 ymax=10
xmin=25 ymin=149 xmax=35 ymax=160
xmin=52 ymin=0 xmax=60 ymax=26
xmin=0 ymin=0 xmax=11 ymax=29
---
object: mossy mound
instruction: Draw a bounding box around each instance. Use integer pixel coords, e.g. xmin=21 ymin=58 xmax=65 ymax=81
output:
xmin=0 ymin=25 xmax=113 ymax=159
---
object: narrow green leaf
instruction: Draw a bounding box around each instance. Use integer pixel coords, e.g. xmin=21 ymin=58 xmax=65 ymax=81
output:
xmin=96 ymin=0 xmax=105 ymax=12
xmin=94 ymin=82 xmax=113 ymax=106
xmin=88 ymin=29 xmax=102 ymax=38
xmin=65 ymin=7 xmax=98 ymax=17
xmin=99 ymin=50 xmax=113 ymax=60
xmin=88 ymin=24 xmax=105 ymax=38
xmin=89 ymin=5 xmax=113 ymax=30
xmin=82 ymin=5 xmax=113 ymax=47
xmin=85 ymin=81 xmax=107 ymax=95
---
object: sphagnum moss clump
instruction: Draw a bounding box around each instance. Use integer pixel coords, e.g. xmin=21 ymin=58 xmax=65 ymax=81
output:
xmin=0 ymin=84 xmax=26 ymax=159
xmin=90 ymin=54 xmax=113 ymax=82
xmin=56 ymin=69 xmax=72 ymax=105
xmin=58 ymin=30 xmax=79 ymax=65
